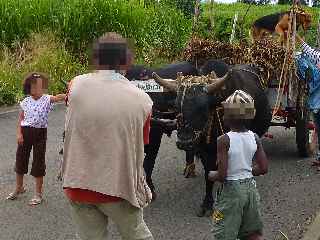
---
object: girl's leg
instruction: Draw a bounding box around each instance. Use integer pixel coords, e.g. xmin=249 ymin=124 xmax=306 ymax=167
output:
xmin=16 ymin=173 xmax=24 ymax=192
xmin=35 ymin=176 xmax=43 ymax=196
xmin=28 ymin=177 xmax=43 ymax=205
xmin=6 ymin=174 xmax=26 ymax=200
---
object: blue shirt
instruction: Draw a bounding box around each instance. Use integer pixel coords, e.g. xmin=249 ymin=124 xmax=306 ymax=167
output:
xmin=296 ymin=50 xmax=320 ymax=110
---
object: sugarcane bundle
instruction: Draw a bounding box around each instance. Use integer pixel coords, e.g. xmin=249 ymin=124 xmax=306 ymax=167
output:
xmin=183 ymin=36 xmax=290 ymax=88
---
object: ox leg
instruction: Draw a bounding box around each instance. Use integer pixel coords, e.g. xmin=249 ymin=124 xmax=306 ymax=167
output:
xmin=197 ymin=171 xmax=214 ymax=217
xmin=143 ymin=126 xmax=163 ymax=201
xmin=197 ymin=155 xmax=215 ymax=217
xmin=196 ymin=142 xmax=217 ymax=217
xmin=184 ymin=150 xmax=196 ymax=178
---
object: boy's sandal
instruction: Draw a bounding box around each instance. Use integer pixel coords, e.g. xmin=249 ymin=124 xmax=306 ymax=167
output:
xmin=28 ymin=195 xmax=43 ymax=206
xmin=6 ymin=188 xmax=27 ymax=200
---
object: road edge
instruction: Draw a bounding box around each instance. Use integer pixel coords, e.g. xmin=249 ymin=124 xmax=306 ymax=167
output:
xmin=0 ymin=104 xmax=20 ymax=115
xmin=302 ymin=212 xmax=320 ymax=240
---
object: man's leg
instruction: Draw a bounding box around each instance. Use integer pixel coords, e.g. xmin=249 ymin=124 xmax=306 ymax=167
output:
xmin=99 ymin=200 xmax=153 ymax=240
xmin=143 ymin=126 xmax=163 ymax=198
xmin=69 ymin=201 xmax=109 ymax=240
xmin=313 ymin=111 xmax=320 ymax=164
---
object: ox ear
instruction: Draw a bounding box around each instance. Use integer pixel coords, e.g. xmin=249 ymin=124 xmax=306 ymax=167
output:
xmin=207 ymin=71 xmax=229 ymax=94
xmin=152 ymin=72 xmax=177 ymax=93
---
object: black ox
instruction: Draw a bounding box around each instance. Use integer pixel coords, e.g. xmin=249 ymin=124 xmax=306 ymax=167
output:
xmin=152 ymin=60 xmax=271 ymax=216
xmin=126 ymin=62 xmax=198 ymax=199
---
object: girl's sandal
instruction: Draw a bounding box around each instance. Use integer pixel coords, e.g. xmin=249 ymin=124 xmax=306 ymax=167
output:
xmin=28 ymin=195 xmax=43 ymax=206
xmin=6 ymin=188 xmax=27 ymax=200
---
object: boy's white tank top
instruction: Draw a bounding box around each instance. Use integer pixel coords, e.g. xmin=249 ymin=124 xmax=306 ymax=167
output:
xmin=225 ymin=130 xmax=257 ymax=181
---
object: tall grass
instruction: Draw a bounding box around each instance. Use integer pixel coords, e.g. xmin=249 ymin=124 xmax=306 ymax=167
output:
xmin=0 ymin=0 xmax=192 ymax=60
xmin=0 ymin=32 xmax=86 ymax=106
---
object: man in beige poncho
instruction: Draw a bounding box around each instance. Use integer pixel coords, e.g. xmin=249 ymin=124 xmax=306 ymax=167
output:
xmin=62 ymin=32 xmax=154 ymax=240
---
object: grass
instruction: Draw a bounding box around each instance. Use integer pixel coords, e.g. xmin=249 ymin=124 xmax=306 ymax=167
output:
xmin=0 ymin=32 xmax=86 ymax=106
xmin=0 ymin=0 xmax=192 ymax=60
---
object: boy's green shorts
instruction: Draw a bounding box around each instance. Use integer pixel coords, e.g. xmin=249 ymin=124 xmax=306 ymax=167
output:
xmin=212 ymin=178 xmax=263 ymax=240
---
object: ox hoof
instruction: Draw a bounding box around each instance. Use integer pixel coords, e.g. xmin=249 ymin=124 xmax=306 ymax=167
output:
xmin=183 ymin=163 xmax=196 ymax=178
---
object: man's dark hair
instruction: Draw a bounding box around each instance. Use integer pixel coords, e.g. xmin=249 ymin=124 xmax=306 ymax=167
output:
xmin=91 ymin=32 xmax=132 ymax=70
xmin=23 ymin=72 xmax=48 ymax=95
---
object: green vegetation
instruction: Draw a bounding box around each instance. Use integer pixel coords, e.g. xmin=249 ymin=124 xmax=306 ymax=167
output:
xmin=0 ymin=32 xmax=86 ymax=105
xmin=0 ymin=0 xmax=192 ymax=59
xmin=198 ymin=3 xmax=319 ymax=44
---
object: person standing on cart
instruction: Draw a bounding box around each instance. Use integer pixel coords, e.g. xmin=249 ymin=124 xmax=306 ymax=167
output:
xmin=296 ymin=34 xmax=320 ymax=168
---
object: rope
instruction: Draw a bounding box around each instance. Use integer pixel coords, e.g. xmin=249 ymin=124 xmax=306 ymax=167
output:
xmin=271 ymin=9 xmax=295 ymax=120
xmin=216 ymin=108 xmax=225 ymax=135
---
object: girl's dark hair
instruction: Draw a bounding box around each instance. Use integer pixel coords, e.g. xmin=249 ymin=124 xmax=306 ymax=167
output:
xmin=23 ymin=72 xmax=48 ymax=95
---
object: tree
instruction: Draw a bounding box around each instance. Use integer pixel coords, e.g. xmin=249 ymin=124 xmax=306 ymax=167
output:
xmin=313 ymin=0 xmax=320 ymax=7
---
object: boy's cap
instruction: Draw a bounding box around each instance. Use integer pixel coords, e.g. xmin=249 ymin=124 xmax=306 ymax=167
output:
xmin=222 ymin=90 xmax=256 ymax=119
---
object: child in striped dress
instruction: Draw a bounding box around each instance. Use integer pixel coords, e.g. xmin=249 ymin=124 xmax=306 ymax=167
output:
xmin=6 ymin=72 xmax=66 ymax=205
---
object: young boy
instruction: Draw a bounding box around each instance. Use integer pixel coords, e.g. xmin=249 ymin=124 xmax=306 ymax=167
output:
xmin=6 ymin=72 xmax=66 ymax=205
xmin=208 ymin=90 xmax=268 ymax=240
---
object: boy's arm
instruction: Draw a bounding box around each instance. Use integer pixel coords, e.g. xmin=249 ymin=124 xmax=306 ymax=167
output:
xmin=208 ymin=134 xmax=229 ymax=182
xmin=252 ymin=134 xmax=268 ymax=176
xmin=50 ymin=94 xmax=66 ymax=103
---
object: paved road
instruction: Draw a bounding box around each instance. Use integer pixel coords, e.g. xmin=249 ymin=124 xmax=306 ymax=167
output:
xmin=0 ymin=104 xmax=320 ymax=240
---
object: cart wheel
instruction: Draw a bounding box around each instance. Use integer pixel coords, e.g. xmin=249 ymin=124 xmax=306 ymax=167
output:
xmin=296 ymin=110 xmax=317 ymax=157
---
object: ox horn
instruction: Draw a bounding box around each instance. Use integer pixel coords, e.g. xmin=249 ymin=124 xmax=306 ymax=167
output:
xmin=152 ymin=72 xmax=177 ymax=93
xmin=207 ymin=71 xmax=229 ymax=94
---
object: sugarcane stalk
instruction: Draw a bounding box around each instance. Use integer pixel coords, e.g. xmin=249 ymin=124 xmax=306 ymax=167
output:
xmin=230 ymin=12 xmax=238 ymax=44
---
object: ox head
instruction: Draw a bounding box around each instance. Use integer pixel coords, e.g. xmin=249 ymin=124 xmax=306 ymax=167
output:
xmin=152 ymin=71 xmax=229 ymax=151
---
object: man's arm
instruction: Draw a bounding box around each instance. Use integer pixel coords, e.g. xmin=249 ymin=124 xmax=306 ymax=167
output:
xmin=208 ymin=134 xmax=229 ymax=182
xmin=252 ymin=134 xmax=268 ymax=176
xmin=297 ymin=34 xmax=320 ymax=67
xmin=143 ymin=113 xmax=152 ymax=145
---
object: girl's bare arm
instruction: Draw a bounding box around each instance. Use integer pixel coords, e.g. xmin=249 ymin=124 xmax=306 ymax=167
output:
xmin=50 ymin=94 xmax=66 ymax=103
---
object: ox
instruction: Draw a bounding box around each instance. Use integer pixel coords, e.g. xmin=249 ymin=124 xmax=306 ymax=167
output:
xmin=152 ymin=60 xmax=271 ymax=216
xmin=126 ymin=61 xmax=198 ymax=199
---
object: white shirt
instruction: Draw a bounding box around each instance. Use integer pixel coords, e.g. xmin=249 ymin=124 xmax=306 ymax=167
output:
xmin=20 ymin=95 xmax=54 ymax=128
xmin=226 ymin=130 xmax=257 ymax=181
